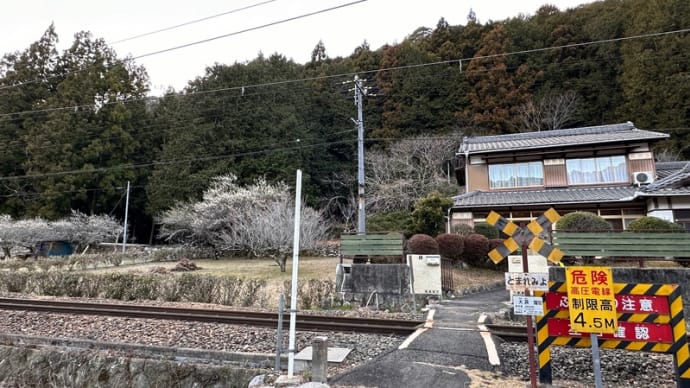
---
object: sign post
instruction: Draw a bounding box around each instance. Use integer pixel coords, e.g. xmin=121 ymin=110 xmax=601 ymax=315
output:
xmin=521 ymin=242 xmax=539 ymax=388
xmin=486 ymin=208 xmax=563 ymax=388
xmin=565 ymin=266 xmax=617 ymax=388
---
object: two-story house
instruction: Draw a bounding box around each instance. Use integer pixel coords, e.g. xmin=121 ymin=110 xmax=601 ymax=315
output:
xmin=449 ymin=122 xmax=690 ymax=231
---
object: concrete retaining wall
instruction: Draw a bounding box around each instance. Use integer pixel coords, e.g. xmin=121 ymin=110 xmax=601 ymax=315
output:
xmin=335 ymin=264 xmax=415 ymax=308
xmin=0 ymin=345 xmax=264 ymax=388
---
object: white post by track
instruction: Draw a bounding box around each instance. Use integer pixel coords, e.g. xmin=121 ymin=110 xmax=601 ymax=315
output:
xmin=287 ymin=169 xmax=302 ymax=377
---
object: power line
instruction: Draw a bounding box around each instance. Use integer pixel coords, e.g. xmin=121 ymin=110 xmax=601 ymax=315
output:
xmin=1 ymin=27 xmax=687 ymax=120
xmin=0 ymin=81 xmax=357 ymax=153
xmin=0 ymin=24 xmax=687 ymax=185
xmin=2 ymin=125 xmax=357 ymax=178
xmin=0 ymin=137 xmax=357 ymax=182
xmin=0 ymin=49 xmax=685 ymax=158
xmin=131 ymin=0 xmax=367 ymax=59
xmin=0 ymin=0 xmax=362 ymax=93
xmin=110 ymin=0 xmax=279 ymax=44
xmin=3 ymin=128 xmax=688 ymax=200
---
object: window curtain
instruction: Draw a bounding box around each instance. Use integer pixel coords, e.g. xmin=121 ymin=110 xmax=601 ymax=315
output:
xmin=489 ymin=162 xmax=543 ymax=189
xmin=567 ymin=156 xmax=627 ymax=184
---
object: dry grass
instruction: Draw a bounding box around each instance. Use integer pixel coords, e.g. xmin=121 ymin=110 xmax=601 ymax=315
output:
xmin=89 ymin=256 xmax=506 ymax=292
xmin=451 ymin=266 xmax=505 ymax=289
xmin=90 ymin=256 xmax=343 ymax=281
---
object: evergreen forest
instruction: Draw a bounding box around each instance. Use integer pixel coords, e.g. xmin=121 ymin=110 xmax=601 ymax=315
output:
xmin=0 ymin=0 xmax=688 ymax=242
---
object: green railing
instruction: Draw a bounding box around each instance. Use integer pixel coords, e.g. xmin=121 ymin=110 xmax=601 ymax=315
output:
xmin=339 ymin=233 xmax=404 ymax=263
xmin=552 ymin=232 xmax=690 ymax=258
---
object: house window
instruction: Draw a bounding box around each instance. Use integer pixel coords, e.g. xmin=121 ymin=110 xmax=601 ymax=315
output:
xmin=489 ymin=161 xmax=544 ymax=189
xmin=566 ymin=156 xmax=627 ymax=185
xmin=675 ymin=210 xmax=690 ymax=231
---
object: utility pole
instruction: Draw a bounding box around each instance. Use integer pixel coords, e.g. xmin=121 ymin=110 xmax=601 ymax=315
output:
xmin=354 ymin=75 xmax=366 ymax=234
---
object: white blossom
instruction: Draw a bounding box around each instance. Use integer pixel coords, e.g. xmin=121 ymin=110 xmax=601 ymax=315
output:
xmin=158 ymin=174 xmax=330 ymax=265
xmin=0 ymin=211 xmax=120 ymax=258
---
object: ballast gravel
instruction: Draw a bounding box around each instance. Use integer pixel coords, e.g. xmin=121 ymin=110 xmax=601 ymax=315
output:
xmin=0 ymin=297 xmax=410 ymax=377
xmin=0 ymin=294 xmax=680 ymax=386
xmin=498 ymin=341 xmax=676 ymax=387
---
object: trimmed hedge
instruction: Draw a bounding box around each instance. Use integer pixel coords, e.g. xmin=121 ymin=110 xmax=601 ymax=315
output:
xmin=557 ymin=211 xmax=612 ymax=232
xmin=627 ymin=216 xmax=684 ymax=232
xmin=462 ymin=233 xmax=490 ymax=268
xmin=473 ymin=222 xmax=499 ymax=239
xmin=407 ymin=234 xmax=439 ymax=254
xmin=435 ymin=233 xmax=464 ymax=261
xmin=451 ymin=224 xmax=474 ymax=237
xmin=0 ymin=272 xmax=336 ymax=310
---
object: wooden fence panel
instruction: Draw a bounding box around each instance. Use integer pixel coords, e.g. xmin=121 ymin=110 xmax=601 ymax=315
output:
xmin=552 ymin=232 xmax=690 ymax=258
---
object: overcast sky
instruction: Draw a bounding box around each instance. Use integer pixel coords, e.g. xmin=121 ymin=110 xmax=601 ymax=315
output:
xmin=1 ymin=0 xmax=589 ymax=94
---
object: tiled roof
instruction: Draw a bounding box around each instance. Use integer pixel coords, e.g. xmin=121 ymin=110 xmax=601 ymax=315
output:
xmin=639 ymin=161 xmax=690 ymax=195
xmin=459 ymin=122 xmax=669 ymax=155
xmin=655 ymin=161 xmax=690 ymax=179
xmin=452 ymin=186 xmax=638 ymax=208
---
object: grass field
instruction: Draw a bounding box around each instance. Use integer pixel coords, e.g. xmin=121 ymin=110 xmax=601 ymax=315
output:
xmin=88 ymin=256 xmax=507 ymax=291
xmin=89 ymin=256 xmax=343 ymax=281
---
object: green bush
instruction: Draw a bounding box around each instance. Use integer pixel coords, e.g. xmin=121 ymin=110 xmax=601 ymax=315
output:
xmin=367 ymin=211 xmax=413 ymax=235
xmin=462 ymin=233 xmax=490 ymax=268
xmin=177 ymin=273 xmax=216 ymax=303
xmin=102 ymin=273 xmax=138 ymax=300
xmin=627 ymin=216 xmax=684 ymax=232
xmin=556 ymin=212 xmax=612 ymax=232
xmin=300 ymin=279 xmax=336 ymax=310
xmin=407 ymin=234 xmax=439 ymax=254
xmin=0 ymin=271 xmax=326 ymax=309
xmin=626 ymin=216 xmax=687 ymax=267
xmin=451 ymin=224 xmax=474 ymax=237
xmin=410 ymin=191 xmax=453 ymax=236
xmin=0 ymin=272 xmax=28 ymax=292
xmin=239 ymin=279 xmax=266 ymax=306
xmin=435 ymin=233 xmax=464 ymax=261
xmin=473 ymin=222 xmax=499 ymax=239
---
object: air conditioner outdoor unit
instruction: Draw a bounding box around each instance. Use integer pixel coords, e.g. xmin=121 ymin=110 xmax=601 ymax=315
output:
xmin=633 ymin=171 xmax=654 ymax=185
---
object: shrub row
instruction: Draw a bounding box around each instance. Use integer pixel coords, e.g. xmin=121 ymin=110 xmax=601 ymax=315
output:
xmin=407 ymin=231 xmax=502 ymax=270
xmin=0 ymin=247 xmax=211 ymax=273
xmin=0 ymin=272 xmax=336 ymax=310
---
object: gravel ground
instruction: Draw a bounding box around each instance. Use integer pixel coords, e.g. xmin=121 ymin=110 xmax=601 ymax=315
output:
xmin=0 ymin=293 xmax=411 ymax=378
xmin=498 ymin=341 xmax=676 ymax=387
xmin=1 ymin=278 xmax=681 ymax=387
xmin=488 ymin=309 xmax=681 ymax=388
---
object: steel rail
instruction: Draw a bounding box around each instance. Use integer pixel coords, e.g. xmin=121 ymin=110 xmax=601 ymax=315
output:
xmin=0 ymin=298 xmax=422 ymax=335
xmin=485 ymin=323 xmax=532 ymax=342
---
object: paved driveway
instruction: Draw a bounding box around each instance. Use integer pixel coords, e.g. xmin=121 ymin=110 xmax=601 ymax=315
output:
xmin=330 ymin=288 xmax=509 ymax=388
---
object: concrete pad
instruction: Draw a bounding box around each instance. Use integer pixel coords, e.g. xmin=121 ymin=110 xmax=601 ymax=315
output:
xmin=274 ymin=374 xmax=304 ymax=387
xmin=295 ymin=346 xmax=352 ymax=363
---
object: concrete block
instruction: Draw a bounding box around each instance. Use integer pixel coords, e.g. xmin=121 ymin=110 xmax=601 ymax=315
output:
xmin=293 ymin=346 xmax=352 ymax=373
xmin=311 ymin=337 xmax=328 ymax=383
xmin=274 ymin=374 xmax=304 ymax=387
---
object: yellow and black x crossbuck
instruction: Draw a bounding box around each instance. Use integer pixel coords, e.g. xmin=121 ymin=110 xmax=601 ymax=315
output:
xmin=485 ymin=208 xmax=564 ymax=264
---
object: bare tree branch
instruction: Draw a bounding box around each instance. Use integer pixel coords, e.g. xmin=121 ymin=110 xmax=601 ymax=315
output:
xmin=517 ymin=91 xmax=580 ymax=132
xmin=365 ymin=133 xmax=460 ymax=214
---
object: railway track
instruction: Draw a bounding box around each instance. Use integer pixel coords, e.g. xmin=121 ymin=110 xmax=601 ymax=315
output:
xmin=485 ymin=323 xmax=533 ymax=342
xmin=0 ymin=298 xmax=422 ymax=336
